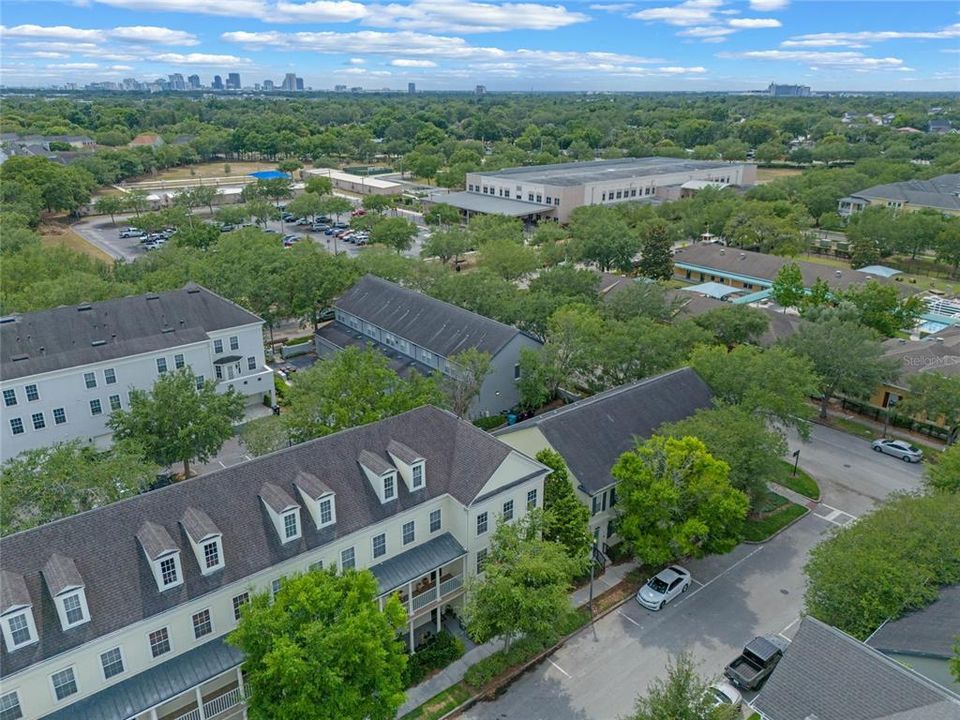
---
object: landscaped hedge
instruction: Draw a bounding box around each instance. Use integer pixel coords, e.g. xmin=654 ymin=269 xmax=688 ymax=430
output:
xmin=472 ymin=415 xmax=506 ymax=431
xmin=404 ymin=630 xmax=465 ymax=688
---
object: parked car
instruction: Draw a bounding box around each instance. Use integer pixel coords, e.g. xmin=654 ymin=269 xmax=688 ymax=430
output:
xmin=143 ymin=240 xmax=164 ymax=251
xmin=636 ymin=566 xmax=691 ymax=610
xmin=351 ymin=208 xmax=366 ymax=217
xmin=318 ymin=216 xmax=332 ymax=223
xmin=219 ymin=223 xmax=236 ymax=232
xmin=312 ymin=223 xmax=330 ymax=232
xmin=119 ymin=228 xmax=144 ymax=238
xmin=707 ymin=681 xmax=742 ymax=711
xmin=281 ymin=212 xmax=296 ymax=222
xmin=334 ymin=221 xmax=349 ymax=229
xmin=324 ymin=227 xmax=335 ymax=235
xmin=871 ymin=439 xmax=923 ymax=463
xmin=724 ymin=636 xmax=788 ymax=691
xmin=296 ymin=217 xmax=312 ymax=225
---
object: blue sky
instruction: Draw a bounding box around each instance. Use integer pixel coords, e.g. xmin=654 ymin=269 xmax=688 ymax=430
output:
xmin=1 ymin=0 xmax=958 ymax=91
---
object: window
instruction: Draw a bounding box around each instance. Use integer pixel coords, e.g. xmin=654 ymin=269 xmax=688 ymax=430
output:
xmin=319 ymin=498 xmax=333 ymax=525
xmin=192 ymin=609 xmax=212 ymax=639
xmin=215 ymin=365 xmax=223 ymax=381
xmin=476 ymin=512 xmax=488 ymax=535
xmin=90 ymin=400 xmax=102 ymax=416
xmin=271 ymin=578 xmax=283 ymax=597
xmin=156 ymin=357 xmax=167 ymax=374
xmin=412 ymin=463 xmax=424 ymax=489
xmin=104 ymin=368 xmax=116 ymax=385
xmin=476 ymin=548 xmax=488 ymax=574
xmin=232 ymin=592 xmax=250 ymax=620
xmin=149 ymin=628 xmax=170 ymax=657
xmin=554 ymin=198 xmax=560 ymax=206
xmin=341 ymin=547 xmax=355 ymax=570
xmin=310 ymin=561 xmax=323 ymax=572
xmin=609 ymin=487 xmax=617 ymax=507
xmin=174 ymin=354 xmax=185 ymax=370
xmin=109 ymin=395 xmax=121 ymax=411
xmin=536 ymin=194 xmax=542 ymax=203
xmin=62 ymin=593 xmax=85 ymax=626
xmin=373 ymin=533 xmax=387 ymax=558
xmin=24 ymin=385 xmax=38 ymax=402
xmin=247 ymin=356 xmax=257 ymax=371
xmin=213 ymin=338 xmax=223 ymax=354
xmin=31 ymin=413 xmax=45 ymax=430
xmin=527 ymin=489 xmax=538 ymax=509
xmin=100 ymin=647 xmax=124 ymax=679
xmin=606 ymin=519 xmax=616 ymax=539
xmin=230 ymin=336 xmax=239 ymax=351
xmin=4 ymin=612 xmax=34 ymax=648
xmin=283 ymin=512 xmax=298 ymax=540
xmin=528 ymin=193 xmax=534 ymax=201
xmin=383 ymin=473 xmax=395 ymax=501
xmin=51 ymin=667 xmax=78 ymax=701
xmin=159 ymin=557 xmax=178 ymax=586
xmin=2 ymin=390 xmax=15 ymax=407
xmin=53 ymin=408 xmax=67 ymax=425
xmin=84 ymin=372 xmax=97 ymax=389
xmin=430 ymin=509 xmax=441 ymax=533
xmin=0 ymin=691 xmax=22 ymax=720
xmin=514 ymin=363 xmax=521 ymax=380
xmin=9 ymin=418 xmax=24 ymax=435
xmin=203 ymin=540 xmax=221 ymax=570
xmin=402 ymin=521 xmax=415 ymax=546
xmin=592 ymin=495 xmax=602 ymax=515
xmin=502 ymin=500 xmax=514 ymax=521
xmin=195 ymin=375 xmax=205 ymax=390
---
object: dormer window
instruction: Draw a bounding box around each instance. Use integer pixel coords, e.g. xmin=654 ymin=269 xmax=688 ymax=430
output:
xmin=319 ymin=497 xmax=335 ymax=525
xmin=386 ymin=440 xmax=425 ymax=493
xmin=137 ymin=522 xmax=184 ymax=592
xmin=2 ymin=609 xmax=37 ymax=651
xmin=260 ymin=483 xmax=301 ymax=544
xmin=412 ymin=463 xmax=424 ymax=489
xmin=283 ymin=511 xmax=299 ymax=540
xmin=180 ymin=507 xmax=224 ymax=575
xmin=383 ymin=472 xmax=396 ymax=501
xmin=294 ymin=472 xmax=336 ymax=530
xmin=358 ymin=450 xmax=400 ymax=504
xmin=159 ymin=556 xmax=179 ymax=586
xmin=0 ymin=571 xmax=37 ymax=651
xmin=42 ymin=554 xmax=90 ymax=630
xmin=202 ymin=540 xmax=221 ymax=570
xmin=58 ymin=591 xmax=89 ymax=629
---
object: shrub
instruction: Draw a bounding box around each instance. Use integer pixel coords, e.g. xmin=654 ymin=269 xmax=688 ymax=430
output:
xmin=404 ymin=630 xmax=465 ymax=688
xmin=273 ymin=374 xmax=287 ymax=403
xmin=472 ymin=415 xmax=506 ymax=431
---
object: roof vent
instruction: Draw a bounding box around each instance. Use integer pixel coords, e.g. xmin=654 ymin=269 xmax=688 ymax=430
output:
xmin=186 ymin=287 xmax=201 ymax=294
xmin=739 ymin=253 xmax=746 ymax=259
xmin=146 ymin=294 xmax=160 ymax=301
xmin=0 ymin=316 xmax=17 ymax=324
xmin=77 ymin=304 xmax=92 ymax=311
xmin=161 ymin=327 xmax=174 ymax=334
xmin=91 ymin=340 xmax=106 ymax=347
xmin=11 ymin=354 xmax=29 ymax=362
xmin=719 ymin=248 xmax=725 ymax=255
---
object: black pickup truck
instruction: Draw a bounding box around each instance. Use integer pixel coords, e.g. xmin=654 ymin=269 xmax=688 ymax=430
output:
xmin=724 ymin=636 xmax=788 ymax=691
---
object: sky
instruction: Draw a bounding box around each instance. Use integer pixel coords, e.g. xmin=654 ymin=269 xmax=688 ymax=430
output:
xmin=0 ymin=0 xmax=958 ymax=91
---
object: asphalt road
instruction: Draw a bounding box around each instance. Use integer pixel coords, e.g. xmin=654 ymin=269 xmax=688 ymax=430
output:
xmin=460 ymin=423 xmax=926 ymax=720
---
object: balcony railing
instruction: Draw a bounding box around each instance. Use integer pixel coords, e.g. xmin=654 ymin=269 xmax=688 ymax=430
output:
xmin=204 ymin=686 xmax=245 ymax=717
xmin=411 ymin=586 xmax=437 ymax=612
xmin=439 ymin=574 xmax=463 ymax=597
xmin=174 ymin=709 xmax=201 ymax=720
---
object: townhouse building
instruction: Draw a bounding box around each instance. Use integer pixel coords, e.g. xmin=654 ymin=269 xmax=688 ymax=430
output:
xmin=315 ymin=275 xmax=543 ymax=417
xmin=495 ymin=368 xmax=713 ymax=550
xmin=838 ymin=173 xmax=960 ymax=218
xmin=0 ymin=406 xmax=549 ymax=720
xmin=0 ymin=285 xmax=273 ymax=463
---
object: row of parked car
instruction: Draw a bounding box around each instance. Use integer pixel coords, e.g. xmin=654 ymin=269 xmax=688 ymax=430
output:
xmin=119 ymin=226 xmax=176 ymax=251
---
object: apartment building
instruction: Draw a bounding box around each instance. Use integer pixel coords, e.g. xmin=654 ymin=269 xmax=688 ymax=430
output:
xmin=0 ymin=406 xmax=549 ymax=720
xmin=315 ymin=275 xmax=543 ymax=417
xmin=495 ymin=368 xmax=714 ymax=550
xmin=838 ymin=173 xmax=960 ymax=218
xmin=0 ymin=284 xmax=272 ymax=463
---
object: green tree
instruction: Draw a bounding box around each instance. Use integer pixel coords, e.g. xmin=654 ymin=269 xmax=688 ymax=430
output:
xmin=277 ymin=159 xmax=303 ymax=176
xmin=935 ymin=221 xmax=960 ymax=278
xmin=190 ymin=185 xmax=218 ymax=214
xmin=480 ymin=238 xmax=539 ymax=280
xmin=124 ymin=189 xmax=150 ymax=217
xmin=925 ymin=443 xmax=960 ymax=493
xmin=771 ymin=262 xmax=805 ymax=309
xmin=804 ymin=492 xmax=960 ymax=639
xmin=108 ymin=368 xmax=244 ymax=478
xmin=468 ymin=214 xmax=524 ymax=247
xmin=424 ymin=203 xmax=461 ymax=227
xmin=94 ymin=194 xmax=125 ymax=224
xmin=362 ymin=194 xmax=394 ymax=215
xmin=1 ymin=440 xmax=157 ymax=536
xmin=240 ymin=415 xmax=291 ymax=457
xmin=443 ymin=348 xmax=492 ymax=418
xmin=785 ymin=316 xmax=898 ymax=419
xmin=174 ymin=221 xmax=220 ymax=250
xmin=464 ymin=513 xmax=578 ymax=650
xmin=602 ymin=281 xmax=677 ymax=323
xmin=370 ymin=217 xmax=417 ymax=253
xmin=319 ymin=195 xmax=355 ymax=222
xmin=613 ymin=435 xmax=749 ymax=567
xmin=228 ymin=569 xmax=408 ymax=720
xmin=899 ymin=373 xmax=960 ymax=446
xmin=286 ymin=191 xmax=324 ymax=221
xmin=841 ymin=280 xmax=926 ymax=337
xmin=625 ymin=653 xmax=738 ymax=720
xmin=215 ymin=204 xmax=250 ymax=226
xmin=636 ymin=219 xmax=674 ymax=281
xmin=284 ymin=347 xmax=444 ymax=442
xmin=693 ymin=305 xmax=770 ymax=349
xmin=305 ymin=175 xmax=333 ymax=196
xmin=850 ymin=234 xmax=882 ymax=270
xmin=421 ymin=227 xmax=470 ymax=266
xmin=535 ymin=449 xmax=592 ymax=563
xmin=660 ymin=405 xmax=787 ymax=507
xmin=568 ymin=205 xmax=639 ymax=272
xmin=248 ymin=199 xmax=279 ymax=228
xmin=517 ymin=346 xmax=559 ymax=411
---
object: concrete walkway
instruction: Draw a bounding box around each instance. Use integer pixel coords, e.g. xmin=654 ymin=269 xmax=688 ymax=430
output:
xmin=768 ymin=481 xmax=820 ymax=509
xmin=397 ymin=560 xmax=640 ymax=717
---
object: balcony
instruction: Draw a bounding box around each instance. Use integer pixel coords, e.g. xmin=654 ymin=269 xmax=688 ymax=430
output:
xmin=170 ymin=683 xmax=245 ymax=720
xmin=439 ymin=573 xmax=463 ymax=597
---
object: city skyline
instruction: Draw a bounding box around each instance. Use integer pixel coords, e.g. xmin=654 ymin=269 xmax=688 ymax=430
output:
xmin=0 ymin=1 xmax=957 ymax=91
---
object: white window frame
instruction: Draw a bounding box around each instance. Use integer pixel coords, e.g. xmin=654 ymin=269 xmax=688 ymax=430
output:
xmin=53 ymin=407 xmax=67 ymax=425
xmin=247 ymin=356 xmax=257 ymax=371
xmin=0 ymin=689 xmax=23 ymax=720
xmin=229 ymin=335 xmax=239 ymax=351
xmin=503 ymin=499 xmax=514 ymax=521
xmin=477 ymin=512 xmax=488 ymax=536
xmin=2 ymin=389 xmax=16 ymax=407
xmin=282 ymin=511 xmax=300 ymax=542
xmin=55 ymin=588 xmax=90 ymax=630
xmin=1 ymin=609 xmax=37 ymax=651
xmin=156 ymin=357 xmax=167 ymax=374
xmin=89 ymin=399 xmax=102 ymax=416
xmin=100 ymin=646 xmax=126 ymax=681
xmin=430 ymin=508 xmax=441 ymax=533
xmin=108 ymin=394 xmax=121 ymax=411
xmin=213 ymin=338 xmax=223 ymax=354
xmin=402 ymin=520 xmax=415 ymax=546
xmin=49 ymin=666 xmax=78 ymax=703
xmin=476 ymin=548 xmax=488 ymax=574
xmin=412 ymin=463 xmax=424 ymax=489
xmin=318 ymin=496 xmax=335 ymax=527
xmin=104 ymin=368 xmax=117 ymax=385
xmin=192 ymin=608 xmax=213 ymax=639
xmin=9 ymin=418 xmax=23 ymax=435
xmin=382 ymin=472 xmax=396 ymax=501
xmin=232 ymin=592 xmax=250 ymax=621
xmin=31 ymin=412 xmax=45 ymax=431
xmin=201 ymin=537 xmax=224 ymax=574
xmin=151 ymin=551 xmax=183 ymax=591
xmin=83 ymin=372 xmax=97 ymax=389
xmin=148 ymin=627 xmax=171 ymax=658
xmin=24 ymin=384 xmax=39 ymax=402
xmin=372 ymin=533 xmax=387 ymax=559
xmin=527 ymin=489 xmax=538 ymax=509
xmin=174 ymin=353 xmax=185 ymax=369
xmin=340 ymin=546 xmax=355 ymax=570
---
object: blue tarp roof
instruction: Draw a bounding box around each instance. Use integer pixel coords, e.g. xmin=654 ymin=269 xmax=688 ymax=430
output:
xmin=678 ymin=282 xmax=744 ymax=300
xmin=248 ymin=170 xmax=291 ymax=180
xmin=857 ymin=265 xmax=902 ymax=278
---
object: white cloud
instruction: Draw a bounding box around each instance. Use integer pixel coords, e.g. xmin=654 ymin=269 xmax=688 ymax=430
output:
xmin=105 ymin=26 xmax=199 ymax=44
xmin=720 ymin=49 xmax=905 ymax=69
xmin=782 ymin=24 xmax=960 ymax=48
xmin=678 ymin=25 xmax=735 ymax=37
xmin=270 ymin=1 xmax=369 ymax=22
xmin=630 ymin=0 xmax=723 ymax=27
xmin=348 ymin=57 xmax=365 ymax=64
xmin=152 ymin=52 xmax=251 ymax=64
xmin=390 ymin=58 xmax=437 ymax=67
xmin=30 ymin=51 xmax=69 ymax=58
xmin=94 ymin=0 xmax=266 ymax=17
xmin=657 ymin=65 xmax=706 ymax=73
xmin=48 ymin=62 xmax=99 ymax=68
xmin=728 ymin=18 xmax=780 ymax=28
xmin=3 ymin=24 xmax=102 ymax=41
xmin=1 ymin=23 xmax=198 ymax=45
xmin=749 ymin=0 xmax=788 ymax=10
xmin=109 ymin=64 xmax=133 ymax=70
xmin=590 ymin=3 xmax=633 ymax=11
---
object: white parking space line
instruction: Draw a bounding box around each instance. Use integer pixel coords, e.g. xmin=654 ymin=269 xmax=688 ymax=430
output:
xmin=689 ymin=578 xmax=705 ymax=587
xmin=548 ymin=658 xmax=571 ymax=678
xmin=217 ymin=460 xmax=227 ymax=469
xmin=675 ymin=546 xmax=765 ymax=607
xmin=617 ymin=610 xmax=643 ymax=628
xmin=778 ymin=617 xmax=800 ymax=637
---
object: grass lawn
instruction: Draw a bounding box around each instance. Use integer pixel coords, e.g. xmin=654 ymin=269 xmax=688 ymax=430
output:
xmin=40 ymin=223 xmax=113 ymax=264
xmin=744 ymin=502 xmax=808 ymax=542
xmin=770 ymin=459 xmax=820 ymax=500
xmin=400 ymin=683 xmax=472 ymax=720
xmin=756 ymin=167 xmax=803 ymax=183
xmin=140 ymin=161 xmax=281 ymax=182
xmin=798 ymin=253 xmax=848 ymax=269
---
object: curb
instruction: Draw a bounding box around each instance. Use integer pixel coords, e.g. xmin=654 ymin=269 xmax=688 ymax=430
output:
xmin=742 ymin=506 xmax=811 ymax=545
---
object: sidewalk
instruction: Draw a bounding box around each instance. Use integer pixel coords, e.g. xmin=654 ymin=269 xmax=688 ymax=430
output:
xmin=769 ymin=482 xmax=820 ymax=509
xmin=396 ymin=559 xmax=640 ymax=717
xmin=817 ymin=404 xmax=947 ymax=451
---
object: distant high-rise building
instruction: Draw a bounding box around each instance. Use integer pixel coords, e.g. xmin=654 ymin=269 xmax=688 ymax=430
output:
xmin=408 ymin=82 xmax=416 ymax=94
xmin=122 ymin=78 xmax=140 ymax=91
xmin=187 ymin=74 xmax=201 ymax=89
xmin=227 ymin=72 xmax=241 ymax=89
xmin=475 ymin=84 xmax=487 ymax=96
xmin=212 ymin=75 xmax=223 ymax=90
xmin=296 ymin=77 xmax=304 ymax=91
xmin=263 ymin=79 xmax=275 ymax=91
xmin=767 ymin=82 xmax=811 ymax=97
xmin=282 ymin=72 xmax=297 ymax=91
xmin=168 ymin=73 xmax=185 ymax=91
xmin=334 ymin=84 xmax=348 ymax=92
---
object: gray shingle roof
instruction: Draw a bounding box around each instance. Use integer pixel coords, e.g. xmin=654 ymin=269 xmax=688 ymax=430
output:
xmin=852 ymin=174 xmax=960 ymax=213
xmin=370 ymin=532 xmax=466 ymax=595
xmin=41 ymin=554 xmax=84 ymax=597
xmin=0 ymin=571 xmax=31 ymax=613
xmin=0 ymin=284 xmax=262 ymax=381
xmin=259 ymin=482 xmax=299 ymax=513
xmin=867 ymin=585 xmax=960 ymax=660
xmin=882 ymin=328 xmax=960 ymax=381
xmin=335 ymin=275 xmax=523 ymax=358
xmin=496 ymin=368 xmax=713 ymax=494
xmin=180 ymin=507 xmax=220 ymax=543
xmin=474 ymin=157 xmax=743 ymax=187
xmin=294 ymin=470 xmax=332 ymax=499
xmin=136 ymin=521 xmax=178 ymax=560
xmin=359 ymin=449 xmax=394 ymax=476
xmin=0 ymin=405 xmax=516 ymax=676
xmin=387 ymin=439 xmax=423 ymax=465
xmin=753 ymin=616 xmax=960 ymax=720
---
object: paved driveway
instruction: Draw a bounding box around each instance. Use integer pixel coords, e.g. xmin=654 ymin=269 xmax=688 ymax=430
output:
xmin=72 ymin=215 xmax=146 ymax=261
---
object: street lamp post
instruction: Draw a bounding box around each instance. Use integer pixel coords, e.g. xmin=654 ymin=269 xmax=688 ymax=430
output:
xmin=883 ymin=399 xmax=898 ymax=438
xmin=792 ymin=449 xmax=801 ymax=477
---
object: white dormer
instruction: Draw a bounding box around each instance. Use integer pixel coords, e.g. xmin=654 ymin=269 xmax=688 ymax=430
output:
xmin=0 ymin=571 xmax=38 ymax=651
xmin=387 ymin=439 xmax=426 ymax=493
xmin=294 ymin=471 xmax=337 ymax=530
xmin=137 ymin=522 xmax=184 ymax=592
xmin=180 ymin=507 xmax=224 ymax=576
xmin=260 ymin=483 xmax=301 ymax=543
xmin=359 ymin=450 xmax=398 ymax=504
xmin=43 ymin=554 xmax=90 ymax=631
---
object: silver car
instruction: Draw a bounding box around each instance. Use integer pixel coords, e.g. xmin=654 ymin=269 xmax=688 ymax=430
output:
xmin=636 ymin=565 xmax=691 ymax=610
xmin=871 ymin=439 xmax=923 ymax=463
xmin=707 ymin=680 xmax=742 ymax=711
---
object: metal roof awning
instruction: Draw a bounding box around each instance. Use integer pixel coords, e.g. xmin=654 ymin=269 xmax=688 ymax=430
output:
xmin=732 ymin=288 xmax=773 ymax=304
xmin=371 ymin=532 xmax=466 ymax=596
xmin=213 ymin=355 xmax=242 ymax=364
xmin=678 ymin=282 xmax=744 ymax=301
xmin=857 ymin=265 xmax=902 ymax=278
xmin=44 ymin=637 xmax=243 ymax=720
xmin=428 ymin=191 xmax=555 ymax=217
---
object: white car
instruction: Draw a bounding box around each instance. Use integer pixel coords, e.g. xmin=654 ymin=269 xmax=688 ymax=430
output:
xmin=636 ymin=565 xmax=691 ymax=610
xmin=871 ymin=439 xmax=923 ymax=463
xmin=707 ymin=680 xmax=742 ymax=711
